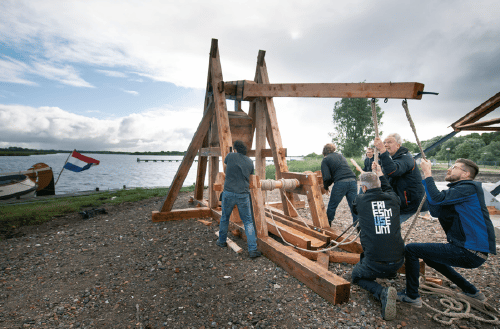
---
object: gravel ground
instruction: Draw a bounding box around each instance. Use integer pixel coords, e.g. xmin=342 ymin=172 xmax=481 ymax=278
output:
xmin=1 ymin=171 xmax=499 ymax=329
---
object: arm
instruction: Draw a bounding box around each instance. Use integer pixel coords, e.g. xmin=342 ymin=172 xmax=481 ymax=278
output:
xmin=350 ymin=158 xmax=364 ymax=173
xmin=379 ymin=151 xmax=414 ymax=177
xmin=321 ymin=158 xmax=334 ymax=189
xmin=373 ymin=162 xmax=397 ymax=196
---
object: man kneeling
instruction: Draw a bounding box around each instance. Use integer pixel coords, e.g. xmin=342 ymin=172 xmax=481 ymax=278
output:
xmin=351 ymin=164 xmax=404 ymax=321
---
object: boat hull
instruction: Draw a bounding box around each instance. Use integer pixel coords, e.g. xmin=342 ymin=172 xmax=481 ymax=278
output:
xmin=0 ymin=175 xmax=38 ymax=200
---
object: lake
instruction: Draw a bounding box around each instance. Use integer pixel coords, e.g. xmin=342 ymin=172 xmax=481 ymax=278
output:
xmin=0 ymin=153 xmax=302 ymax=195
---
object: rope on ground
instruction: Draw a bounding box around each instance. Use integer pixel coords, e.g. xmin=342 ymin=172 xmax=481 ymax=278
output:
xmin=418 ymin=277 xmax=500 ymax=325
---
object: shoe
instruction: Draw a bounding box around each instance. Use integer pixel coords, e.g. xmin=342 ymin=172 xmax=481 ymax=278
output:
xmin=397 ymin=290 xmax=422 ymax=308
xmin=248 ymin=250 xmax=262 ymax=259
xmin=380 ymin=287 xmax=397 ymax=321
xmin=216 ymin=240 xmax=227 ymax=248
xmin=461 ymin=291 xmax=486 ymax=301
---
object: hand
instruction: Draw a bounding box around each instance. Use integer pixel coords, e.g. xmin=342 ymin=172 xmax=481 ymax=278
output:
xmin=420 ymin=159 xmax=432 ymax=178
xmin=372 ymin=162 xmax=383 ymax=176
xmin=373 ymin=137 xmax=386 ymax=153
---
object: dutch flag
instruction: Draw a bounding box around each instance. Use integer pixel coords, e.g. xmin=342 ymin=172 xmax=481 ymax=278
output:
xmin=63 ymin=151 xmax=100 ymax=172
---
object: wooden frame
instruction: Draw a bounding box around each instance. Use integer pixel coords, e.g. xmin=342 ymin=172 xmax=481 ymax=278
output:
xmin=153 ymin=39 xmax=428 ymax=304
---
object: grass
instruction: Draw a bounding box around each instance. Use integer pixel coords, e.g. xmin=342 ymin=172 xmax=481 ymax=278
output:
xmin=0 ymin=185 xmax=196 ymax=237
xmin=265 ymin=157 xmax=364 ymax=179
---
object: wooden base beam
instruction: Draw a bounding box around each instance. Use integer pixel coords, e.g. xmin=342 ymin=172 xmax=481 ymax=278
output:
xmin=259 ymin=236 xmax=350 ymax=304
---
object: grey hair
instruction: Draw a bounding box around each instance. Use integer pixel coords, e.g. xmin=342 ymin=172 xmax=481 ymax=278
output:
xmin=387 ymin=133 xmax=402 ymax=145
xmin=359 ymin=172 xmax=381 ymax=190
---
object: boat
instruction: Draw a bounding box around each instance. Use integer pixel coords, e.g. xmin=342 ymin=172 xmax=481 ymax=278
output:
xmin=0 ymin=174 xmax=37 ymax=200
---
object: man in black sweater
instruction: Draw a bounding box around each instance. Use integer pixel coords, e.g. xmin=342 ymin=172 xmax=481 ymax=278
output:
xmin=351 ymin=163 xmax=404 ymax=321
xmin=374 ymin=133 xmax=428 ymax=223
xmin=321 ymin=143 xmax=357 ymax=225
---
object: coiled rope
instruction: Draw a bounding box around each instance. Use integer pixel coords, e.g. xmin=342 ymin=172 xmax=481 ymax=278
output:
xmin=418 ymin=277 xmax=500 ymax=325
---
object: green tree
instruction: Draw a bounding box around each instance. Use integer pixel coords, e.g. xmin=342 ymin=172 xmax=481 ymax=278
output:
xmin=330 ymin=98 xmax=383 ymax=157
xmin=401 ymin=140 xmax=419 ymax=154
xmin=454 ymin=138 xmax=485 ymax=161
xmin=479 ymin=141 xmax=500 ymax=161
xmin=421 ymin=135 xmax=444 ymax=157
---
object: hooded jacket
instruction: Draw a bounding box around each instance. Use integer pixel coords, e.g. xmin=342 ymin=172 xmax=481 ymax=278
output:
xmin=352 ymin=175 xmax=404 ymax=262
xmin=423 ymin=177 xmax=496 ymax=255
xmin=379 ymin=146 xmax=427 ymax=215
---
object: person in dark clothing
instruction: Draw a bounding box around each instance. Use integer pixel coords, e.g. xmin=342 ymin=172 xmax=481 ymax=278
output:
xmin=374 ymin=134 xmax=428 ymax=223
xmin=398 ymin=158 xmax=497 ymax=307
xmin=362 ymin=148 xmax=375 ymax=172
xmin=351 ymin=163 xmax=404 ymax=321
xmin=321 ymin=143 xmax=358 ymax=225
xmin=217 ymin=140 xmax=261 ymax=259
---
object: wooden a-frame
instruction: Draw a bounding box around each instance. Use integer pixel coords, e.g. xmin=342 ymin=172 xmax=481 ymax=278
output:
xmin=152 ymin=39 xmax=427 ymax=304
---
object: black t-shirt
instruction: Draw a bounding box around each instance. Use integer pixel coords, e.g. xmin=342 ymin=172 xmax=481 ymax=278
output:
xmin=223 ymin=152 xmax=254 ymax=194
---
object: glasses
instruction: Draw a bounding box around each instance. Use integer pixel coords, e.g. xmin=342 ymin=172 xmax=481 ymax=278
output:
xmin=450 ymin=164 xmax=466 ymax=172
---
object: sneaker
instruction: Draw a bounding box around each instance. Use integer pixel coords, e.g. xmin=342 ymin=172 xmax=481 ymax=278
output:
xmin=380 ymin=287 xmax=397 ymax=321
xmin=216 ymin=240 xmax=227 ymax=248
xmin=248 ymin=250 xmax=262 ymax=259
xmin=397 ymin=290 xmax=422 ymax=308
xmin=461 ymin=291 xmax=486 ymax=301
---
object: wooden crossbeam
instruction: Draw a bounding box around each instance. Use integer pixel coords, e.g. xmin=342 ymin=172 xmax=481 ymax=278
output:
xmin=452 ymin=92 xmax=500 ymax=129
xmin=199 ymin=147 xmax=286 ymax=158
xmin=455 ymin=117 xmax=500 ymax=129
xmin=258 ymin=236 xmax=350 ymax=304
xmin=224 ymin=82 xmax=425 ymax=100
xmin=152 ymin=208 xmax=212 ymax=222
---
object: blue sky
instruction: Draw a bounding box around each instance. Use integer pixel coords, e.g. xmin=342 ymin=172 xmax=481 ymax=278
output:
xmin=1 ymin=0 xmax=499 ymax=155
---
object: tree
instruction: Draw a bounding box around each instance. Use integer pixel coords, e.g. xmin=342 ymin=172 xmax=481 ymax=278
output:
xmin=479 ymin=141 xmax=500 ymax=162
xmin=454 ymin=138 xmax=485 ymax=161
xmin=330 ymin=98 xmax=383 ymax=157
xmin=401 ymin=140 xmax=419 ymax=154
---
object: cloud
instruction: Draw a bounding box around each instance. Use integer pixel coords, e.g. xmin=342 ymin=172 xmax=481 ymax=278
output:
xmin=0 ymin=104 xmax=202 ymax=152
xmin=96 ymin=69 xmax=128 ymax=78
xmin=0 ymin=56 xmax=37 ymax=85
xmin=123 ymin=90 xmax=139 ymax=96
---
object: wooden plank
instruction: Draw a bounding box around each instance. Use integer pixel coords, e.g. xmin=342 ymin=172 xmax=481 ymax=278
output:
xmin=200 ymin=147 xmax=283 ymax=158
xmin=197 ymin=219 xmax=212 ymax=226
xmin=452 ymin=92 xmax=500 ymax=129
xmin=425 ymin=277 xmax=443 ymax=286
xmin=455 ymin=117 xmax=500 ymax=129
xmin=152 ymin=208 xmax=212 ymax=222
xmin=194 ymin=155 xmax=208 ymax=200
xmin=224 ymin=82 xmax=425 ymax=100
xmin=322 ymin=227 xmax=364 ymax=254
xmin=266 ymin=200 xmax=307 ymax=210
xmin=258 ymin=236 xmax=351 ymax=305
xmin=457 ymin=126 xmax=500 ymax=131
xmin=266 ymin=221 xmax=312 ymax=250
xmin=215 ymin=232 xmax=243 ymax=253
xmin=317 ymin=252 xmax=330 ymax=269
xmin=398 ymin=259 xmax=425 ymax=275
xmin=264 ymin=209 xmax=330 ymax=243
xmin=159 ymin=103 xmax=215 ymax=213
xmin=250 ymin=175 xmax=269 ymax=238
xmin=255 ymin=99 xmax=267 ymax=184
xmin=328 ymin=251 xmax=360 ymax=264
xmin=208 ymin=156 xmax=219 ymax=208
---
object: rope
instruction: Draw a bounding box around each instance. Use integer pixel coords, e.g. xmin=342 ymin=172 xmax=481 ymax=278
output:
xmin=418 ymin=277 xmax=500 ymax=325
xmin=401 ymin=99 xmax=428 ymax=243
xmin=370 ymin=98 xmax=379 ymax=165
xmin=263 ymin=189 xmax=360 ymax=253
xmin=260 ymin=178 xmax=299 ymax=192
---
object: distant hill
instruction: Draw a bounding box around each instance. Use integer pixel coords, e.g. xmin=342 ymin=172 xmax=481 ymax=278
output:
xmin=0 ymin=147 xmax=186 ymax=156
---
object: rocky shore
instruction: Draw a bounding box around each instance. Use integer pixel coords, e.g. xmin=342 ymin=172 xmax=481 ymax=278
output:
xmin=1 ymin=171 xmax=499 ymax=328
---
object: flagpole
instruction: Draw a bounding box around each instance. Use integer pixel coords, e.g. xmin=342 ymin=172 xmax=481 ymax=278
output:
xmin=55 ymin=149 xmax=74 ymax=186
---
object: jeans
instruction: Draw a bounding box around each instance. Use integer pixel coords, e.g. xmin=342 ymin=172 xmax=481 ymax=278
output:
xmin=404 ymin=242 xmax=486 ymax=299
xmin=327 ymin=179 xmax=358 ymax=225
xmin=352 ymin=256 xmax=404 ymax=300
xmin=218 ymin=191 xmax=258 ymax=252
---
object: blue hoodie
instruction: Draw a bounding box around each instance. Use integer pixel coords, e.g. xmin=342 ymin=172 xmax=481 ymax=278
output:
xmin=423 ymin=177 xmax=496 ymax=254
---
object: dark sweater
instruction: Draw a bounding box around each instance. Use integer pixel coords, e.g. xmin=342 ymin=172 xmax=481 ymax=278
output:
xmin=223 ymin=152 xmax=254 ymax=194
xmin=352 ymin=176 xmax=404 ymax=262
xmin=321 ymin=152 xmax=356 ymax=189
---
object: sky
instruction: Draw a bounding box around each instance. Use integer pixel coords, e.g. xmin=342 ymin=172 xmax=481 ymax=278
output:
xmin=1 ymin=0 xmax=499 ymax=156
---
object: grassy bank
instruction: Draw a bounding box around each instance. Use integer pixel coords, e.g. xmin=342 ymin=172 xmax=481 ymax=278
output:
xmin=265 ymin=156 xmax=363 ymax=179
xmin=0 ymin=186 xmax=195 ymax=238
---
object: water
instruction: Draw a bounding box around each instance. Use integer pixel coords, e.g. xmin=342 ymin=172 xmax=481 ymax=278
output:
xmin=0 ymin=153 xmax=210 ymax=194
xmin=0 ymin=153 xmax=304 ymax=195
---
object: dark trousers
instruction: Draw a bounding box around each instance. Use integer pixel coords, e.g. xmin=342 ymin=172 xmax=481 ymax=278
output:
xmin=352 ymin=256 xmax=404 ymax=300
xmin=327 ymin=179 xmax=358 ymax=225
xmin=404 ymin=242 xmax=486 ymax=299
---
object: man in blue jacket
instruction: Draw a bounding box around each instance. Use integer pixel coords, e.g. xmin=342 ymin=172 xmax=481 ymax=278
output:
xmin=351 ymin=163 xmax=404 ymax=320
xmin=321 ymin=143 xmax=357 ymax=225
xmin=398 ymin=158 xmax=497 ymax=307
xmin=374 ymin=134 xmax=428 ymax=223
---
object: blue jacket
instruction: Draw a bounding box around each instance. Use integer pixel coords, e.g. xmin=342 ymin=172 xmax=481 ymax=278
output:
xmin=423 ymin=177 xmax=497 ymax=255
xmin=379 ymin=147 xmax=427 ymax=215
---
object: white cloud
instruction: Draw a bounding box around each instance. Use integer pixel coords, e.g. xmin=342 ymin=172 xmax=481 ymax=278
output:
xmin=0 ymin=104 xmax=201 ymax=152
xmin=0 ymin=56 xmax=37 ymax=85
xmin=96 ymin=69 xmax=128 ymax=78
xmin=123 ymin=90 xmax=139 ymax=96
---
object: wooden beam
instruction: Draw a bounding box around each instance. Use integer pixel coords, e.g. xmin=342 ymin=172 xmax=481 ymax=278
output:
xmin=452 ymin=92 xmax=500 ymax=129
xmin=215 ymin=232 xmax=243 ymax=253
xmin=158 ymin=103 xmax=215 ymax=213
xmin=249 ymin=175 xmax=269 ymax=238
xmin=223 ymin=82 xmax=425 ymax=100
xmin=455 ymin=117 xmax=500 ymax=129
xmin=258 ymin=236 xmax=350 ymax=305
xmin=456 ymin=126 xmax=500 ymax=131
xmin=266 ymin=221 xmax=313 ymax=250
xmin=322 ymin=227 xmax=363 ymax=254
xmin=152 ymin=208 xmax=212 ymax=222
xmin=200 ymin=147 xmax=284 ymax=158
xmin=316 ymin=252 xmax=330 ymax=269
